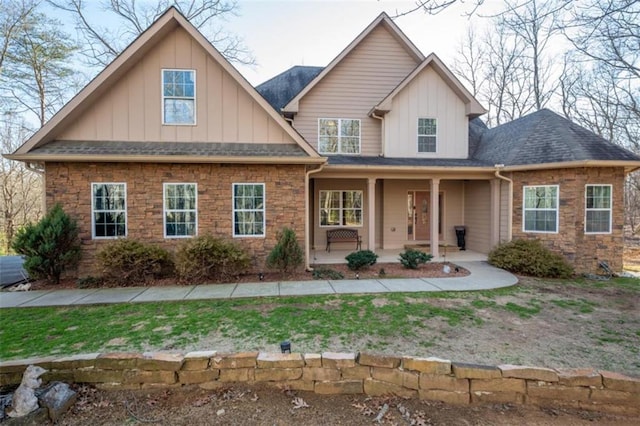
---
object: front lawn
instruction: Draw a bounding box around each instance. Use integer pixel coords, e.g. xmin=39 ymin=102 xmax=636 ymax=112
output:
xmin=1 ymin=276 xmax=638 ymax=375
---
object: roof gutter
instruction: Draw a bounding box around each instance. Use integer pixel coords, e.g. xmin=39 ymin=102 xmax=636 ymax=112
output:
xmin=494 ymin=164 xmax=513 ymax=242
xmin=3 ymin=153 xmax=326 ymax=165
xmin=305 ymin=162 xmax=326 ymax=271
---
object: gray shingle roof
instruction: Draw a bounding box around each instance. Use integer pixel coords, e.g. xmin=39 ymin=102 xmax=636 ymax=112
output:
xmin=256 ymin=66 xmax=324 ymax=111
xmin=328 ymin=155 xmax=491 ymax=167
xmin=473 ymin=109 xmax=640 ymax=166
xmin=30 ymin=140 xmax=309 ymax=157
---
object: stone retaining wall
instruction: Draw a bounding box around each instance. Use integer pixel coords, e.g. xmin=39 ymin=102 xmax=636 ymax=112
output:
xmin=1 ymin=352 xmax=638 ymax=416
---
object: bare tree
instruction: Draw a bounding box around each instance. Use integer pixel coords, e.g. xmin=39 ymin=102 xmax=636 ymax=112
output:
xmin=48 ymin=0 xmax=254 ymax=69
xmin=391 ymin=0 xmax=484 ymax=17
xmin=0 ymin=113 xmax=43 ymax=254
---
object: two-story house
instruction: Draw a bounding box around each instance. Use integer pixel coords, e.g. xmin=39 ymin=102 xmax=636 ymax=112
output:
xmin=6 ymin=8 xmax=640 ymax=276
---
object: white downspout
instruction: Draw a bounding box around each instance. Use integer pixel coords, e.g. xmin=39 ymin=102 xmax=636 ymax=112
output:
xmin=371 ymin=110 xmax=384 ymax=155
xmin=494 ymin=164 xmax=513 ymax=242
xmin=305 ymin=163 xmax=325 ymax=271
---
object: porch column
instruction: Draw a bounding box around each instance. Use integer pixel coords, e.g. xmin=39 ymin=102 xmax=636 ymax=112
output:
xmin=490 ymin=178 xmax=501 ymax=247
xmin=430 ymin=178 xmax=440 ymax=259
xmin=367 ymin=178 xmax=376 ymax=251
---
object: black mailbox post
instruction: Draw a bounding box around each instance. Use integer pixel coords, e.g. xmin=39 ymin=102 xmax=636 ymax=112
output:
xmin=454 ymin=226 xmax=466 ymax=251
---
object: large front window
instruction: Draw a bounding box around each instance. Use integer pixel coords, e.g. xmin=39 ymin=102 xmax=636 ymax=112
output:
xmin=233 ymin=183 xmax=265 ymax=237
xmin=523 ymin=185 xmax=558 ymax=233
xmin=320 ymin=190 xmax=363 ymax=227
xmin=162 ymin=69 xmax=195 ymax=124
xmin=417 ymin=118 xmax=437 ymax=153
xmin=585 ymin=185 xmax=611 ymax=233
xmin=92 ymin=183 xmax=126 ymax=238
xmin=164 ymin=183 xmax=197 ymax=238
xmin=318 ymin=118 xmax=360 ymax=154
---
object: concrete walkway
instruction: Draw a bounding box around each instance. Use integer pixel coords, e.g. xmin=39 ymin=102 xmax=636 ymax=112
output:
xmin=0 ymin=261 xmax=517 ymax=309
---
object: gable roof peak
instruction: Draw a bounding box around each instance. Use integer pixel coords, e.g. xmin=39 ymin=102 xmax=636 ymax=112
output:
xmin=9 ymin=3 xmax=320 ymax=160
xmin=282 ymin=11 xmax=424 ymax=113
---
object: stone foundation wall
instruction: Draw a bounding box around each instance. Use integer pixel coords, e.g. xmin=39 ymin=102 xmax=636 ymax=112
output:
xmin=510 ymin=167 xmax=626 ymax=274
xmin=45 ymin=162 xmax=307 ymax=277
xmin=1 ymin=352 xmax=638 ymax=416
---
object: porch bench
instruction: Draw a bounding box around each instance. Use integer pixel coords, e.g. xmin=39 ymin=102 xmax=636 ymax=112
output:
xmin=326 ymin=228 xmax=362 ymax=252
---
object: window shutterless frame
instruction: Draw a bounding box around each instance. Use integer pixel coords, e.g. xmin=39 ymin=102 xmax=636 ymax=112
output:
xmin=319 ymin=190 xmax=363 ymax=227
xmin=163 ymin=183 xmax=198 ymax=238
xmin=317 ymin=118 xmax=361 ymax=154
xmin=232 ymin=183 xmax=266 ymax=238
xmin=161 ymin=69 xmax=196 ymax=125
xmin=584 ymin=184 xmax=612 ymax=234
xmin=91 ymin=182 xmax=127 ymax=239
xmin=522 ymin=185 xmax=559 ymax=233
xmin=417 ymin=117 xmax=437 ymax=153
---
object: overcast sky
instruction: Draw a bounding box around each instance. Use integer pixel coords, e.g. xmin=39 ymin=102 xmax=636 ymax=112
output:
xmin=225 ymin=0 xmax=501 ymax=85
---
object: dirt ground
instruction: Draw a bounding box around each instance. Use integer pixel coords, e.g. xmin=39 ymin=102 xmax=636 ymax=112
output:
xmin=58 ymin=383 xmax=639 ymax=426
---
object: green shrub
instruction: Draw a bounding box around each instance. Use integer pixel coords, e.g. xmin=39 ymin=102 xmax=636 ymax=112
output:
xmin=175 ymin=235 xmax=250 ymax=283
xmin=312 ymin=267 xmax=344 ymax=280
xmin=11 ymin=204 xmax=80 ymax=284
xmin=488 ymin=239 xmax=574 ymax=278
xmin=345 ymin=250 xmax=378 ymax=271
xmin=266 ymin=227 xmax=304 ymax=277
xmin=97 ymin=239 xmax=174 ymax=285
xmin=399 ymin=248 xmax=433 ymax=269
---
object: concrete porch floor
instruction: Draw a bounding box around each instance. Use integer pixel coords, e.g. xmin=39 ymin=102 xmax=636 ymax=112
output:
xmin=311 ymin=247 xmax=488 ymax=264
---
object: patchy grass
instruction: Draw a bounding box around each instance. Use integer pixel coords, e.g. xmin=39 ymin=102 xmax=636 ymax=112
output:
xmin=1 ymin=276 xmax=638 ymax=376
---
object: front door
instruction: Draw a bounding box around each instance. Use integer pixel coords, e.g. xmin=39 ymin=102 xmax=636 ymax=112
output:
xmin=407 ymin=191 xmax=443 ymax=241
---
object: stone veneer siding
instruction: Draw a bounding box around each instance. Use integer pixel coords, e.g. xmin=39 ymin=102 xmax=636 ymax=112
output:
xmin=45 ymin=162 xmax=307 ymax=277
xmin=510 ymin=167 xmax=625 ymax=274
xmin=1 ymin=352 xmax=638 ymax=417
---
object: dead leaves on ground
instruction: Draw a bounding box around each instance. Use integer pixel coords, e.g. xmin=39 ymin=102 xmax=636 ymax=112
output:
xmin=352 ymin=395 xmax=432 ymax=425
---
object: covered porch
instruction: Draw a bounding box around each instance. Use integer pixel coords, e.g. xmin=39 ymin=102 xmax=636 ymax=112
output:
xmin=306 ymin=169 xmax=511 ymax=268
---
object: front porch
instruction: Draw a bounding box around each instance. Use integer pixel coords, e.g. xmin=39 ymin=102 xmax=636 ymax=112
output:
xmin=311 ymin=247 xmax=488 ymax=265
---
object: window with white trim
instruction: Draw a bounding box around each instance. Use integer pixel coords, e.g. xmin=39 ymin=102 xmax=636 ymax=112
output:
xmin=162 ymin=69 xmax=195 ymax=124
xmin=523 ymin=185 xmax=558 ymax=233
xmin=318 ymin=118 xmax=360 ymax=154
xmin=164 ymin=183 xmax=197 ymax=238
xmin=585 ymin=185 xmax=612 ymax=233
xmin=320 ymin=190 xmax=363 ymax=227
xmin=233 ymin=183 xmax=265 ymax=237
xmin=417 ymin=118 xmax=437 ymax=153
xmin=92 ymin=183 xmax=126 ymax=238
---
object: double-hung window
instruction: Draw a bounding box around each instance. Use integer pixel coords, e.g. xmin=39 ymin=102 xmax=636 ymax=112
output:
xmin=233 ymin=183 xmax=265 ymax=237
xmin=92 ymin=183 xmax=127 ymax=238
xmin=585 ymin=185 xmax=612 ymax=233
xmin=320 ymin=190 xmax=363 ymax=227
xmin=318 ymin=118 xmax=360 ymax=154
xmin=417 ymin=118 xmax=437 ymax=153
xmin=523 ymin=185 xmax=559 ymax=233
xmin=162 ymin=69 xmax=195 ymax=124
xmin=164 ymin=183 xmax=197 ymax=237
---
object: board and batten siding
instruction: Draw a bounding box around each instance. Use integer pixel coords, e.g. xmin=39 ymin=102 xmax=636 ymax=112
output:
xmin=58 ymin=27 xmax=294 ymax=145
xmin=463 ymin=180 xmax=491 ymax=253
xmin=384 ymin=67 xmax=469 ymax=158
xmin=292 ymin=24 xmax=420 ymax=156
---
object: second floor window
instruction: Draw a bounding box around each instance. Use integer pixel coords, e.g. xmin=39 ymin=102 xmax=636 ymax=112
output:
xmin=162 ymin=69 xmax=195 ymax=125
xmin=318 ymin=118 xmax=360 ymax=154
xmin=418 ymin=118 xmax=437 ymax=153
